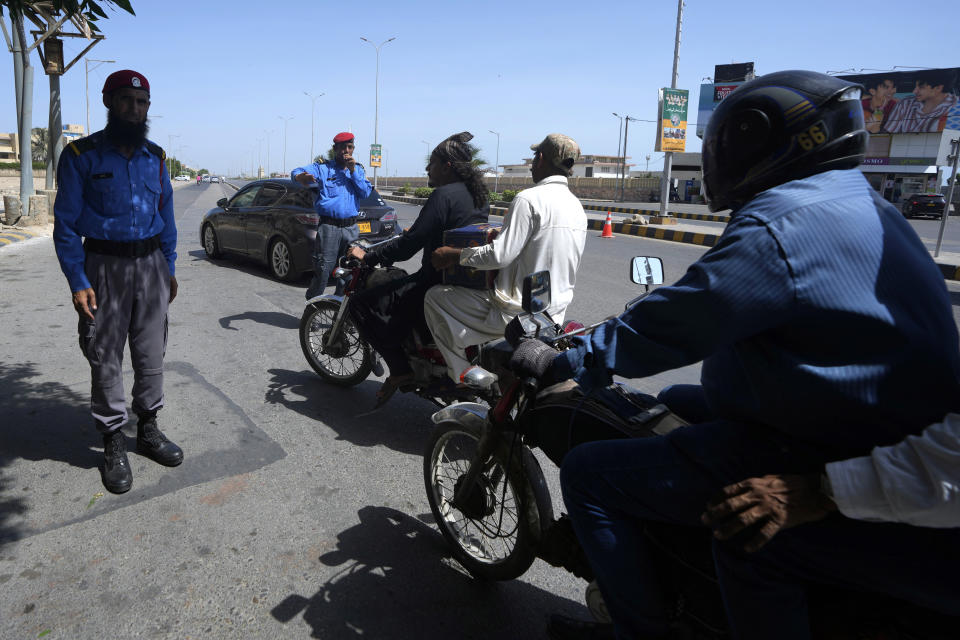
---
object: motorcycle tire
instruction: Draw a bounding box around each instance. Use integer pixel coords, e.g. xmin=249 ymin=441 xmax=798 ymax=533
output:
xmin=424 ymin=419 xmax=551 ymax=581
xmin=299 ymin=299 xmax=373 ymax=386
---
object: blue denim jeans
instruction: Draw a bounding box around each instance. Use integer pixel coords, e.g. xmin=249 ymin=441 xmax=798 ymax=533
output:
xmin=560 ymin=384 xmax=960 ymax=639
xmin=306 ymin=222 xmax=359 ymax=299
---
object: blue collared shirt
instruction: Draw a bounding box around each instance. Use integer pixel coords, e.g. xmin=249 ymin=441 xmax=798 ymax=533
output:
xmin=53 ymin=132 xmax=177 ymax=292
xmin=290 ymin=160 xmax=372 ymax=219
xmin=561 ymin=169 xmax=960 ymax=456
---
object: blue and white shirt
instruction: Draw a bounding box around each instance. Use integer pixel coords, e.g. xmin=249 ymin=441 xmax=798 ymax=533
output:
xmin=560 ymin=169 xmax=960 ymax=456
xmin=290 ymin=160 xmax=371 ymax=220
xmin=53 ymin=131 xmax=176 ymax=292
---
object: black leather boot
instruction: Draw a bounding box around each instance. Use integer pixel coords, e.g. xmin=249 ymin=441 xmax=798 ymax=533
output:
xmin=101 ymin=430 xmax=132 ymax=494
xmin=136 ymin=413 xmax=183 ymax=466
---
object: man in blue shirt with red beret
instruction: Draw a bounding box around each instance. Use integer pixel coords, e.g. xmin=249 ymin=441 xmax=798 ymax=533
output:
xmin=292 ymin=131 xmax=372 ymax=299
xmin=54 ymin=69 xmax=183 ymax=494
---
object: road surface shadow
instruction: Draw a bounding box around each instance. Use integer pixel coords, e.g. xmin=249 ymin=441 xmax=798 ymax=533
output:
xmin=0 ymin=360 xmax=287 ymax=545
xmin=187 ymin=249 xmax=310 ymax=287
xmin=0 ymin=362 xmax=101 ymax=472
xmin=271 ymin=505 xmax=586 ymax=639
xmin=264 ymin=368 xmax=436 ymax=456
xmin=219 ymin=311 xmax=300 ymax=331
xmin=0 ymin=362 xmax=100 ymax=545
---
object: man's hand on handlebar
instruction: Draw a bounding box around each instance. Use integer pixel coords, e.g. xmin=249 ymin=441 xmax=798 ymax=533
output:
xmin=509 ymin=338 xmax=559 ymax=381
xmin=346 ymin=246 xmax=366 ymax=262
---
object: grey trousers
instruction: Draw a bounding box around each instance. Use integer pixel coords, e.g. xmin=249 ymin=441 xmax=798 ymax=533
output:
xmin=305 ymin=222 xmax=359 ymax=299
xmin=79 ymin=249 xmax=170 ymax=434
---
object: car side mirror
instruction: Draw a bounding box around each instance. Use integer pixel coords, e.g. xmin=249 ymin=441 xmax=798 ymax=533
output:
xmin=630 ymin=257 xmax=664 ymax=286
xmin=522 ymin=270 xmax=551 ymax=313
xmin=217 ymin=198 xmax=228 ymax=208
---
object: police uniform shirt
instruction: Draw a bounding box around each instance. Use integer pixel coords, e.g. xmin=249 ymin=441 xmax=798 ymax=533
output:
xmin=53 ymin=131 xmax=177 ymax=292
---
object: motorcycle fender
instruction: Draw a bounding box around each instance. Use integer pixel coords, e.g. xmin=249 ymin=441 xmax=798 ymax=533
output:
xmin=305 ymin=293 xmax=344 ymax=306
xmin=430 ymin=402 xmax=488 ymax=428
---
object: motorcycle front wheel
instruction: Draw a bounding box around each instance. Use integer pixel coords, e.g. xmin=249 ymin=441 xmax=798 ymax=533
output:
xmin=299 ymin=299 xmax=373 ymax=386
xmin=424 ymin=419 xmax=550 ymax=581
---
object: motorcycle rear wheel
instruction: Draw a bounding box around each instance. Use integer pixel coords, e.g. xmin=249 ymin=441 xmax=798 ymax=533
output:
xmin=424 ymin=420 xmax=547 ymax=581
xmin=299 ymin=299 xmax=373 ymax=386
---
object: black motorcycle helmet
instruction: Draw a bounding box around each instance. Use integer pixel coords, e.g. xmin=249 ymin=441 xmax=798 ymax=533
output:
xmin=702 ymin=70 xmax=868 ymax=212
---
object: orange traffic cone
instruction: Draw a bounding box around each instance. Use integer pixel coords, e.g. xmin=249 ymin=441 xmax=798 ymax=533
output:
xmin=600 ymin=211 xmax=614 ymax=238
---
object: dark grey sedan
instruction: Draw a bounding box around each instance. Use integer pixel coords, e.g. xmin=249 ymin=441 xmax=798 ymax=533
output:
xmin=199 ymin=179 xmax=397 ymax=281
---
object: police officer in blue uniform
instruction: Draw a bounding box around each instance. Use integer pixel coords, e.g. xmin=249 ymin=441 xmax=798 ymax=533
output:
xmin=53 ymin=69 xmax=183 ymax=494
xmin=292 ymin=131 xmax=372 ymax=299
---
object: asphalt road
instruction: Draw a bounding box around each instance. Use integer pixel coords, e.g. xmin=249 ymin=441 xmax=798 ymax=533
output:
xmin=0 ymin=183 xmax=703 ymax=640
xmin=1 ymin=186 xmax=958 ymax=639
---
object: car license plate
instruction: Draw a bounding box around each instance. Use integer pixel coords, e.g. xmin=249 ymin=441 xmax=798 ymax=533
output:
xmin=358 ymin=222 xmax=372 ymax=233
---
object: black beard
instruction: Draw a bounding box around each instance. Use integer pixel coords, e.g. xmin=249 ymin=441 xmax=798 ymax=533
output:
xmin=104 ymin=110 xmax=149 ymax=148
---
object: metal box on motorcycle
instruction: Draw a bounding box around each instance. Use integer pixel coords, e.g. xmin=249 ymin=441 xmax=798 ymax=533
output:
xmin=441 ymin=222 xmax=502 ymax=289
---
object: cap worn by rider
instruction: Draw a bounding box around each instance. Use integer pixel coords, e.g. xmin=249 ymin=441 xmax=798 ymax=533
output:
xmin=102 ymin=69 xmax=150 ymax=95
xmin=531 ymin=133 xmax=580 ymax=175
xmin=333 ymin=132 xmax=355 ymax=144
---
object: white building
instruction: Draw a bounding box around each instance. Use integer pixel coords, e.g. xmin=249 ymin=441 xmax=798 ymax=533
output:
xmin=500 ymin=154 xmax=634 ymax=178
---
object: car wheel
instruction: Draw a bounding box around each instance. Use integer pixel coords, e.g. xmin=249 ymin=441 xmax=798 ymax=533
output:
xmin=202 ymin=224 xmax=222 ymax=258
xmin=268 ymin=237 xmax=295 ymax=282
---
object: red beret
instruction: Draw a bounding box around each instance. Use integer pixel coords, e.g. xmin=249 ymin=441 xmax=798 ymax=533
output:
xmin=333 ymin=132 xmax=355 ymax=144
xmin=102 ymin=70 xmax=150 ymax=95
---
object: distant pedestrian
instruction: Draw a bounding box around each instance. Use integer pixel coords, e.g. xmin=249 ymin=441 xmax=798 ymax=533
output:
xmin=292 ymin=132 xmax=372 ymax=299
xmin=53 ymin=69 xmax=183 ymax=494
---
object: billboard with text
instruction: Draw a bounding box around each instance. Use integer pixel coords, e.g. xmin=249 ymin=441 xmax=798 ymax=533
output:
xmin=837 ymin=68 xmax=960 ymax=134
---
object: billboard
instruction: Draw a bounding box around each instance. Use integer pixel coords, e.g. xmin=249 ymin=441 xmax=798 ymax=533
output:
xmin=837 ymin=68 xmax=960 ymax=134
xmin=696 ymin=67 xmax=960 ymax=139
xmin=369 ymin=143 xmax=382 ymax=168
xmin=656 ymin=88 xmax=689 ymax=152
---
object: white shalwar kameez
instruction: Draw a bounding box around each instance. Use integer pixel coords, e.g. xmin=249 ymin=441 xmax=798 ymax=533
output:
xmin=424 ymin=175 xmax=587 ymax=381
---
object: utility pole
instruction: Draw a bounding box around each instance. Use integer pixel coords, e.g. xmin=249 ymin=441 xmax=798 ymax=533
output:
xmin=659 ymin=0 xmax=684 ymax=218
xmin=935 ymin=136 xmax=958 ymax=257
xmin=612 ymin=112 xmax=624 ymax=194
xmin=621 ymin=117 xmax=631 ymax=201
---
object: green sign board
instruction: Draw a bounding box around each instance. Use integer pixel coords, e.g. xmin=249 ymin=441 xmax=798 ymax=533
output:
xmin=656 ymin=88 xmax=689 ymax=152
xmin=370 ymin=143 xmax=382 ymax=168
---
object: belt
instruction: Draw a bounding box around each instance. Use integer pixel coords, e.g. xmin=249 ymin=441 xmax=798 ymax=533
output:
xmin=84 ymin=234 xmax=162 ymax=258
xmin=319 ymin=216 xmax=357 ymax=228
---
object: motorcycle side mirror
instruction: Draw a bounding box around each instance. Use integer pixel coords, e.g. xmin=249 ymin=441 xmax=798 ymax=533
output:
xmin=630 ymin=257 xmax=664 ymax=286
xmin=522 ymin=271 xmax=551 ymax=313
xmin=217 ymin=198 xmax=229 ymax=208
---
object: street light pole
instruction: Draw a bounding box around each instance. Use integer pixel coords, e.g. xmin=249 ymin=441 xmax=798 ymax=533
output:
xmin=85 ymin=58 xmax=114 ymax=136
xmin=264 ymin=129 xmax=274 ymax=178
xmin=489 ymin=129 xmax=501 ymax=193
xmin=360 ymin=36 xmax=396 ymax=189
xmin=277 ymin=116 xmax=293 ymax=176
xmin=167 ymin=134 xmax=179 ymax=179
xmin=304 ymin=91 xmax=324 ymax=163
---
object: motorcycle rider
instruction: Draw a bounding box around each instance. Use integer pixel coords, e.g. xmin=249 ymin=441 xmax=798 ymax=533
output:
xmin=345 ymin=132 xmax=489 ymax=406
xmin=509 ymin=71 xmax=960 ymax=639
xmin=425 ymin=133 xmax=588 ymax=383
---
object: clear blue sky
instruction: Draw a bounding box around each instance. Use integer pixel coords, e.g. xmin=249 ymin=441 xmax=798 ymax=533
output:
xmin=2 ymin=0 xmax=959 ymax=178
